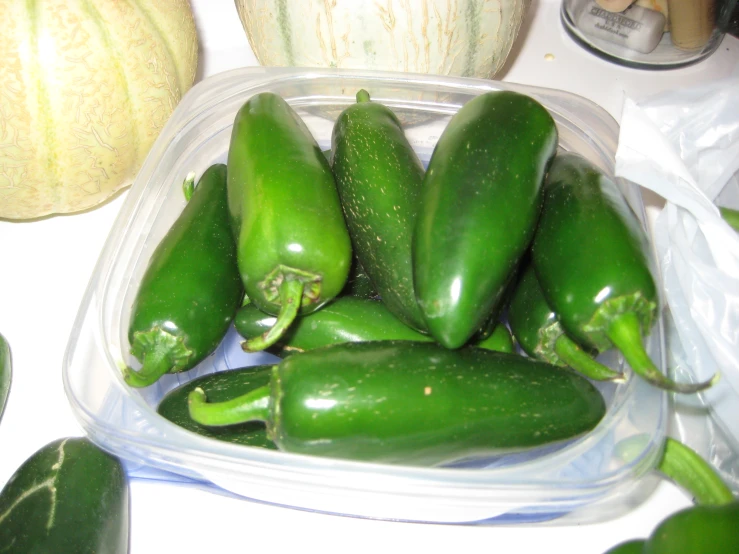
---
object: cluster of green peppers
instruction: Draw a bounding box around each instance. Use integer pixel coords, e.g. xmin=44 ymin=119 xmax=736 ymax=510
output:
xmin=123 ymin=88 xmax=718 ymax=467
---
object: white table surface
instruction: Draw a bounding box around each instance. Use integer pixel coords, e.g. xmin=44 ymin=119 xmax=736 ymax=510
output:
xmin=1 ymin=1 xmax=737 ymax=552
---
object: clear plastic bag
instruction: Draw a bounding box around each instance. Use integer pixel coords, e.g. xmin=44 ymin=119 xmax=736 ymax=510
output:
xmin=614 ymin=78 xmax=739 ymax=492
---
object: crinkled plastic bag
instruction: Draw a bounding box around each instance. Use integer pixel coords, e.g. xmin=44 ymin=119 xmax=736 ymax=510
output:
xmin=614 ymin=78 xmax=739 ymax=492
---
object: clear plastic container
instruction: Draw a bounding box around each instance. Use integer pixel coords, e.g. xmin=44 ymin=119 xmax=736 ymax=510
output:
xmin=62 ymin=66 xmax=667 ymax=525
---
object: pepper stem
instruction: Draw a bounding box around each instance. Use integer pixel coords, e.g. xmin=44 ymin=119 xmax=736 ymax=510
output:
xmin=658 ymin=437 xmax=734 ymax=506
xmin=554 ymin=335 xmax=625 ymax=382
xmin=123 ymin=349 xmax=174 ymax=388
xmin=356 ymin=89 xmax=371 ymax=103
xmin=606 ymin=312 xmax=718 ymax=394
xmin=242 ymin=279 xmax=304 ymax=352
xmin=182 ymin=172 xmax=196 ymax=201
xmin=188 ymin=385 xmax=271 ymax=426
xmin=123 ymin=328 xmax=193 ymax=388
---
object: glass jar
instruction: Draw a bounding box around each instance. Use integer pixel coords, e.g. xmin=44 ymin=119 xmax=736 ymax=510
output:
xmin=560 ymin=0 xmax=733 ymax=69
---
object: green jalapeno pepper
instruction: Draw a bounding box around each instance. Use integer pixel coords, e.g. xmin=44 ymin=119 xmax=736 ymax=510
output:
xmin=158 ymin=365 xmax=276 ymax=449
xmin=188 ymin=341 xmax=606 ymax=466
xmin=123 ymin=164 xmax=244 ymax=387
xmin=413 ymin=90 xmax=558 ymax=349
xmin=0 ymin=437 xmax=129 ymax=554
xmin=227 ymin=92 xmax=352 ymax=352
xmin=0 ymin=332 xmax=10 ymax=423
xmin=531 ymin=152 xmax=715 ymax=394
xmin=331 ymin=89 xmax=426 ymax=331
xmin=234 ymin=296 xmax=515 ymax=357
xmin=508 ymin=264 xmax=624 ymax=381
xmin=606 ymin=438 xmax=736 ymax=554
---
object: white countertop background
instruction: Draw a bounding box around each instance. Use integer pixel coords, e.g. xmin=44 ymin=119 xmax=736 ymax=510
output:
xmin=1 ymin=1 xmax=737 ymax=552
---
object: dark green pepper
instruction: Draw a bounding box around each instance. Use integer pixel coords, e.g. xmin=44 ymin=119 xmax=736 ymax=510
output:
xmin=234 ymin=296 xmax=515 ymax=356
xmin=413 ymin=90 xmax=558 ymax=349
xmin=531 ymin=152 xmax=715 ymax=394
xmin=0 ymin=437 xmax=129 ymax=554
xmin=508 ymin=264 xmax=624 ymax=381
xmin=123 ymin=164 xmax=244 ymax=387
xmin=227 ymin=92 xmax=352 ymax=352
xmin=0 ymin=332 xmax=9 ymax=423
xmin=331 ymin=89 xmax=426 ymax=331
xmin=158 ymin=365 xmax=276 ymax=449
xmin=188 ymin=341 xmax=606 ymax=466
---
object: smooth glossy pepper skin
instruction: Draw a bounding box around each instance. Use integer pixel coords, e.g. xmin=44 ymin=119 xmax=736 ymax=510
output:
xmin=0 ymin=332 xmax=10 ymax=423
xmin=508 ymin=264 xmax=623 ymax=381
xmin=234 ymin=297 xmax=515 ymax=357
xmin=0 ymin=437 xmax=129 ymax=554
xmin=227 ymin=92 xmax=352 ymax=351
xmin=158 ymin=365 xmax=276 ymax=449
xmin=123 ymin=164 xmax=244 ymax=387
xmin=531 ymin=153 xmax=714 ymax=394
xmin=188 ymin=341 xmax=606 ymax=466
xmin=331 ymin=90 xmax=426 ymax=331
xmin=413 ymin=90 xmax=558 ymax=349
xmin=604 ymin=503 xmax=739 ymax=554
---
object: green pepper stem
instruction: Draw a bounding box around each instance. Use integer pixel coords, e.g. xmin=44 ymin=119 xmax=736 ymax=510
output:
xmin=554 ymin=335 xmax=625 ymax=382
xmin=356 ymin=89 xmax=371 ymax=103
xmin=123 ymin=349 xmax=173 ymax=388
xmin=188 ymin=385 xmax=271 ymax=426
xmin=182 ymin=172 xmax=196 ymax=202
xmin=606 ymin=312 xmax=718 ymax=394
xmin=658 ymin=437 xmax=735 ymax=506
xmin=242 ymin=279 xmax=304 ymax=352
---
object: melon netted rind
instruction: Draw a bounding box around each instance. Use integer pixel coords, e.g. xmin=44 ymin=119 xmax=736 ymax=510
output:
xmin=0 ymin=0 xmax=198 ymax=220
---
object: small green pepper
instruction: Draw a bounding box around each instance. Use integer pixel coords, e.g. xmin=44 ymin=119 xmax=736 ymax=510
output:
xmin=508 ymin=264 xmax=624 ymax=381
xmin=188 ymin=341 xmax=606 ymax=466
xmin=531 ymin=152 xmax=715 ymax=394
xmin=123 ymin=164 xmax=244 ymax=387
xmin=227 ymin=92 xmax=352 ymax=352
xmin=0 ymin=332 xmax=10 ymax=423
